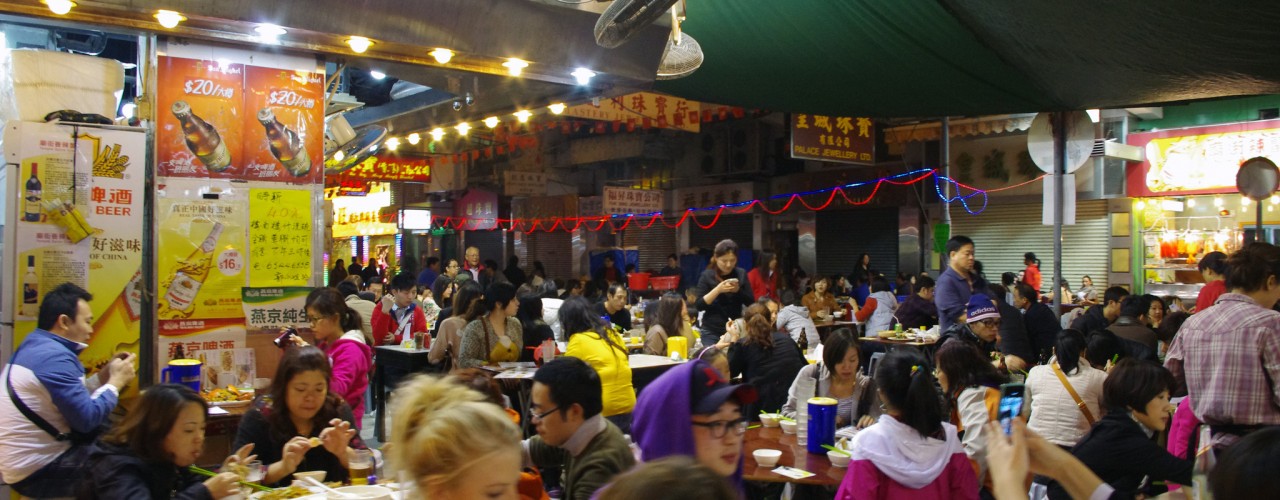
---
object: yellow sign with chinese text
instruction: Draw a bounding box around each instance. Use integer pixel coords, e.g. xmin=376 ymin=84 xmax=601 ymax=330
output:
xmin=563 ymin=92 xmax=701 ymax=133
xmin=248 ymin=188 xmax=313 ymax=287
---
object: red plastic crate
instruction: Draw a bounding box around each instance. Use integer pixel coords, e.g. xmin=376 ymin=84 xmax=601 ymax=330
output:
xmin=650 ymin=276 xmax=679 ymax=290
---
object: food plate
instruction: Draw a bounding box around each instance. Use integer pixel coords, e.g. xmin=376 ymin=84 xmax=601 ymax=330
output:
xmin=250 ymin=488 xmax=322 ymax=500
xmin=211 ymin=399 xmax=252 ymax=407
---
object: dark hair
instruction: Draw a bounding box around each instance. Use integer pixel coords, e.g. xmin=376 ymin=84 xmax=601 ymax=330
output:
xmin=564 ymin=279 xmax=584 ymax=292
xmin=1085 ymin=330 xmax=1125 ymax=370
xmin=1054 ymin=329 xmax=1088 ymax=375
xmin=1226 ymin=243 xmax=1280 ymax=293
xmin=988 ymin=284 xmax=1009 ymax=305
xmin=454 ymin=280 xmax=486 ymax=321
xmin=1101 ymin=359 xmax=1175 ymax=414
xmin=516 ymin=296 xmax=545 ymax=331
xmin=344 ymin=274 xmax=366 ymax=290
xmin=426 ymin=256 xmax=440 ymax=267
xmin=606 ymin=283 xmax=627 ymax=298
xmin=755 ymin=251 xmax=775 ymax=273
xmin=103 ymin=384 xmax=208 ymax=463
xmin=532 ymin=356 xmax=604 ymax=419
xmin=1143 ymin=294 xmax=1166 ymax=316
xmin=1156 ymin=311 xmax=1190 ymax=344
xmin=870 ymin=276 xmax=891 ymax=293
xmin=1103 ymin=286 xmax=1130 ymax=306
xmin=944 ymin=236 xmax=974 ymax=260
xmin=1001 ymin=272 xmax=1017 ymax=287
xmin=507 ymin=255 xmax=520 ymax=268
xmin=741 ymin=304 xmax=774 ymax=349
xmin=388 ymin=272 xmax=415 ymax=292
xmin=597 ymin=456 xmax=736 ymax=500
xmin=1210 ymin=427 xmax=1280 ymax=499
xmin=305 ymin=287 xmax=362 ymax=333
xmin=651 ymin=293 xmax=687 ymax=341
xmin=915 ymin=275 xmax=936 ymax=290
xmin=876 ymin=350 xmax=943 ymax=438
xmin=38 ymin=282 xmax=92 ymax=331
xmin=712 ymin=239 xmax=738 ymax=259
xmin=1119 ymin=294 xmax=1151 ymax=319
xmin=1024 ymin=252 xmax=1040 ymax=266
xmin=667 ymin=253 xmax=678 ymax=262
xmin=449 ymin=368 xmax=505 ymax=407
xmin=484 ymin=259 xmax=500 ymax=270
xmin=822 ymin=328 xmax=860 ymax=375
xmin=934 ymin=341 xmax=1006 ymax=402
xmin=559 ymin=296 xmax=625 ymax=357
xmin=332 ymin=259 xmax=345 ymax=270
xmin=336 ymin=280 xmax=360 ymax=298
xmin=484 ymin=281 xmax=518 ymax=314
xmin=1014 ymin=282 xmax=1038 ymax=303
xmin=1198 ymin=251 xmax=1229 ymax=275
xmin=532 ymin=261 xmax=547 ymax=278
xmin=268 ymin=346 xmax=343 ymax=437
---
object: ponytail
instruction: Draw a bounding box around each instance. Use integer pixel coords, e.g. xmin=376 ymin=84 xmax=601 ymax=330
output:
xmin=340 ymin=306 xmax=363 ymax=333
xmin=1054 ymin=329 xmax=1087 ymax=375
xmin=874 ymin=350 xmax=943 ymax=439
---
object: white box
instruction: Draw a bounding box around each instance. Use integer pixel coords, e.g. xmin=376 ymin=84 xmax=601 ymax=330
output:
xmin=2 ymin=49 xmax=124 ymax=122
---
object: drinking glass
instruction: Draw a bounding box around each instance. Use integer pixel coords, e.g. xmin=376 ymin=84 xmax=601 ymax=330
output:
xmin=240 ymin=460 xmax=264 ymax=494
xmin=348 ymin=449 xmax=374 ymax=485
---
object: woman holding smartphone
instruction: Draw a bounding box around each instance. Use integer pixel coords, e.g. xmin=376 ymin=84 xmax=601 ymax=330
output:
xmin=695 ymin=239 xmax=754 ymax=347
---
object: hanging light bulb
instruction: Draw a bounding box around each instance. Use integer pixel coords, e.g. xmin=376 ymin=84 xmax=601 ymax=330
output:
xmin=407 ymin=133 xmax=421 ymax=145
xmin=255 ymin=25 xmax=287 ymax=44
xmin=1242 ymin=197 xmax=1251 ymax=206
xmin=571 ymin=68 xmax=596 ymax=85
xmin=1135 ymin=199 xmax=1146 ymax=210
xmin=1187 ymin=197 xmax=1197 ymax=208
xmin=430 ymin=48 xmax=454 ymax=64
xmin=154 ymin=10 xmax=186 ymax=29
xmin=384 ymin=137 xmax=400 ymax=150
xmin=43 ymin=0 xmax=74 ymax=15
xmin=502 ymin=58 xmax=529 ymax=76
xmin=548 ymin=103 xmax=566 ymax=115
xmin=430 ymin=128 xmax=445 ymax=141
xmin=1271 ymin=195 xmax=1279 ymax=205
xmin=369 ymin=71 xmax=386 ymax=80
xmin=347 ymin=36 xmax=373 ymax=53
xmin=514 ymin=110 xmax=532 ymax=123
xmin=483 ymin=116 xmax=500 ymax=128
xmin=456 ymin=123 xmax=471 ymax=136
xmin=333 ymin=150 xmax=345 ymax=162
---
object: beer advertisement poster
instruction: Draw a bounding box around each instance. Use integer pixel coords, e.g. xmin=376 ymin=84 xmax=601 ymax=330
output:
xmin=242 ymin=66 xmax=325 ymax=184
xmin=5 ymin=122 xmax=146 ymax=386
xmin=157 ymin=318 xmax=247 ymax=384
xmin=156 ymin=198 xmax=247 ymax=320
xmin=156 ymin=56 xmax=244 ymax=179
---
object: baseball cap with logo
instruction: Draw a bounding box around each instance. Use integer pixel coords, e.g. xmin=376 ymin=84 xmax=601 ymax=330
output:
xmin=965 ymin=293 xmax=1000 ymax=323
xmin=689 ymin=360 xmax=759 ymax=415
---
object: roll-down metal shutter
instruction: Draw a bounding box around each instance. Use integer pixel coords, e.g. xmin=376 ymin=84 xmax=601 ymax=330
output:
xmin=528 ymin=230 xmax=575 ymax=283
xmin=949 ymin=200 xmax=1109 ymax=294
xmin=464 ymin=230 xmax=505 ymax=267
xmin=815 ymin=208 xmax=900 ymax=280
xmin=689 ymin=214 xmax=754 ymax=253
xmin=623 ymin=226 xmax=678 ymax=274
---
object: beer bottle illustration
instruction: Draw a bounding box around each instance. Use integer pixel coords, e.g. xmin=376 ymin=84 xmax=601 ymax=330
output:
xmin=171 ymin=101 xmax=232 ymax=172
xmin=24 ymin=162 xmax=42 ymax=222
xmin=162 ymin=222 xmax=224 ymax=316
xmin=258 ymin=108 xmax=311 ymax=177
xmin=21 ymin=255 xmax=39 ymax=317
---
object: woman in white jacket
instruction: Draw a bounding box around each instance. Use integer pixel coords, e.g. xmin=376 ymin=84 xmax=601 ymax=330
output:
xmin=1025 ymin=329 xmax=1106 ymax=447
xmin=780 ymin=329 xmax=879 ymax=428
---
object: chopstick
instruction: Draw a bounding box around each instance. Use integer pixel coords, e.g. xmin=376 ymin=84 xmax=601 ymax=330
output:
xmin=188 ymin=465 xmax=273 ymax=492
xmin=822 ymin=444 xmax=851 ymax=457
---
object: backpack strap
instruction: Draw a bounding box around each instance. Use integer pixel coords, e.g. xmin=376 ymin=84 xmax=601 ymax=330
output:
xmin=4 ymin=353 xmax=71 ymax=442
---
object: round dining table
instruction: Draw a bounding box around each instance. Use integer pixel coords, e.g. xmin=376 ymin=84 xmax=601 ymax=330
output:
xmin=742 ymin=425 xmax=848 ymax=487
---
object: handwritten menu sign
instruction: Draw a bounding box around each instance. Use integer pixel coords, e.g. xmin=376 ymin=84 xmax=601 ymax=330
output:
xmin=248 ymin=188 xmax=312 ymax=286
xmin=790 ymin=113 xmax=876 ymax=165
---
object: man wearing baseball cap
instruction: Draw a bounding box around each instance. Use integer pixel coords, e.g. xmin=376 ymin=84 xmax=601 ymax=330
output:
xmin=630 ymin=360 xmax=759 ymax=496
xmin=938 ymin=294 xmax=1001 ymax=359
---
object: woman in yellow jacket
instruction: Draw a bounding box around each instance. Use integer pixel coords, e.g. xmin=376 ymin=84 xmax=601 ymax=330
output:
xmin=560 ymin=296 xmax=636 ymax=433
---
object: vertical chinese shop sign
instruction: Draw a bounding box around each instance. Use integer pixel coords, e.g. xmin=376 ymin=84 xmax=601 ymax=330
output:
xmin=248 ymin=188 xmax=313 ymax=287
xmin=9 ymin=123 xmax=146 ymax=379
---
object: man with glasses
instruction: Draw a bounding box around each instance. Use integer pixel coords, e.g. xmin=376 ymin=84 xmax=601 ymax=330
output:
xmin=524 ymin=357 xmax=635 ymax=500
xmin=371 ymin=273 xmax=428 ymax=347
xmin=939 ymin=294 xmax=1002 ymax=363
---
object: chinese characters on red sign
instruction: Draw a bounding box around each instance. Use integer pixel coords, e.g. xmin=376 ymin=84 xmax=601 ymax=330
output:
xmin=790 ymin=114 xmax=876 ymax=164
xmin=335 ymin=154 xmax=432 ymax=183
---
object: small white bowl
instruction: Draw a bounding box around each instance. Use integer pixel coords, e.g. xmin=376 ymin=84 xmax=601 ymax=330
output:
xmin=827 ymin=450 xmax=851 ymax=467
xmin=780 ymin=420 xmax=797 ymax=434
xmin=759 ymin=413 xmax=781 ymax=427
xmin=832 ymin=311 xmax=845 ymax=319
xmin=753 ymin=449 xmax=782 ymax=468
xmin=328 ymin=485 xmax=393 ymax=500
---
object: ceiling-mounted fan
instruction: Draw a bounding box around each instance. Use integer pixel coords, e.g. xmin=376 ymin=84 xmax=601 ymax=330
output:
xmin=322 ymin=67 xmax=387 ymax=175
xmin=656 ymin=4 xmax=702 ymax=80
xmin=594 ymin=0 xmax=681 ymax=49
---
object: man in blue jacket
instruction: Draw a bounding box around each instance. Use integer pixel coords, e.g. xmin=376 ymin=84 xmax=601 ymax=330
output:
xmin=0 ymin=283 xmax=136 ymax=497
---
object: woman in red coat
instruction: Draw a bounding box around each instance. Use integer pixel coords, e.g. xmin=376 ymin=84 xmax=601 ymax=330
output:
xmin=747 ymin=251 xmax=779 ymax=302
xmin=1023 ymin=252 xmax=1042 ymax=293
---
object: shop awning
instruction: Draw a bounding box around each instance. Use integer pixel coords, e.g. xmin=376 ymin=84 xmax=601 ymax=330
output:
xmin=884 ymin=114 xmax=1036 ymax=144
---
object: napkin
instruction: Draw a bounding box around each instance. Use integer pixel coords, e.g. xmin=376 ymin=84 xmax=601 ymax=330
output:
xmin=772 ymin=466 xmax=816 ymax=480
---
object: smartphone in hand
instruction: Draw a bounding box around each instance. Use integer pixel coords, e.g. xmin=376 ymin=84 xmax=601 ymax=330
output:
xmin=273 ymin=328 xmax=299 ymax=349
xmin=997 ymin=382 xmax=1026 ymax=435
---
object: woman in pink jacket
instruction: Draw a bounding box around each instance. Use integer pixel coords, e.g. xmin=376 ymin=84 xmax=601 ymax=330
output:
xmin=837 ymin=350 xmax=978 ymax=500
xmin=303 ymin=287 xmax=372 ymax=430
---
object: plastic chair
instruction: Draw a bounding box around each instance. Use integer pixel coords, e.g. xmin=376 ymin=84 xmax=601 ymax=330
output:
xmin=867 ymin=352 xmax=885 ymax=378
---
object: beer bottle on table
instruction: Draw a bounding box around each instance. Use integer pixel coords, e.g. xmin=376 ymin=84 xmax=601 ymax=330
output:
xmin=171 ymin=101 xmax=232 ymax=172
xmin=258 ymin=108 xmax=311 ymax=177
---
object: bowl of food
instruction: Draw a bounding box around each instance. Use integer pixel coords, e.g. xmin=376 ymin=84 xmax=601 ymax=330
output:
xmin=759 ymin=413 xmax=781 ymax=427
xmin=832 ymin=311 xmax=845 ymax=319
xmin=327 ymin=485 xmax=393 ymax=500
xmin=827 ymin=450 xmax=851 ymax=467
xmin=753 ymin=449 xmax=782 ymax=468
xmin=780 ymin=420 xmax=797 ymax=434
xmin=877 ymin=330 xmax=897 ymax=339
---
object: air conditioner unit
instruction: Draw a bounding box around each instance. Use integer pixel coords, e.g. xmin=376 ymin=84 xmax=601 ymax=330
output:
xmin=1090 ymin=139 xmax=1144 ymax=162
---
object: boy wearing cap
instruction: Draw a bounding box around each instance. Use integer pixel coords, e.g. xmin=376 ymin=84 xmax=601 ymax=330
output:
xmin=938 ymin=294 xmax=1002 ymax=361
xmin=629 ymin=359 xmax=759 ymax=496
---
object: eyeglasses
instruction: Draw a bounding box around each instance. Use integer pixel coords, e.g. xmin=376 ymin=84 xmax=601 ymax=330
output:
xmin=691 ymin=418 xmax=749 ymax=439
xmin=307 ymin=314 xmax=328 ymax=323
xmin=977 ymin=319 xmax=1000 ymax=328
xmin=529 ymin=405 xmax=561 ymax=421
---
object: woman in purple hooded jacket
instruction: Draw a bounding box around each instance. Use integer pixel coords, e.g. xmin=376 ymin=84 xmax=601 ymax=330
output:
xmin=629 ymin=360 xmax=759 ymax=497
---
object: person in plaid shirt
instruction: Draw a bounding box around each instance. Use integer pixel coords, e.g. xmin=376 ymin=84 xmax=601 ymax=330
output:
xmin=1165 ymin=242 xmax=1280 ymax=448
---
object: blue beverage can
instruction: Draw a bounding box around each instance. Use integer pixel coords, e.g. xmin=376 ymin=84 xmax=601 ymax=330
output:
xmin=807 ymin=397 xmax=838 ymax=454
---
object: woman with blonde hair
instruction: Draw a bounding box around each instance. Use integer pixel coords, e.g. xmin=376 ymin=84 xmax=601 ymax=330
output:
xmin=389 ymin=374 xmax=523 ymax=499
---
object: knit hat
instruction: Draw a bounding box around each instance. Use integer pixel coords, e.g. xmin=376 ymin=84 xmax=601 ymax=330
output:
xmin=965 ymin=294 xmax=999 ymax=323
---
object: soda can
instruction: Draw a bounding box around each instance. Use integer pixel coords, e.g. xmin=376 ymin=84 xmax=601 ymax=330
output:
xmin=807 ymin=397 xmax=838 ymax=454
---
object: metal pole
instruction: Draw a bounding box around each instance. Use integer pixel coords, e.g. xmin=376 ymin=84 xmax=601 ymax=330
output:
xmin=1258 ymin=202 xmax=1264 ymax=243
xmin=1052 ymin=113 xmax=1066 ymax=319
xmin=941 ymin=116 xmax=951 ymax=271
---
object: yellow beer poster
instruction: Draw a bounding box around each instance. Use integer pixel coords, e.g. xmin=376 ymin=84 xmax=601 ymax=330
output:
xmin=156 ymin=198 xmax=246 ymax=320
xmin=248 ymin=188 xmax=313 ymax=287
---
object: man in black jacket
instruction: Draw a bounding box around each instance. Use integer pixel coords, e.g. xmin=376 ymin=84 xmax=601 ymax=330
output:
xmin=1012 ymin=282 xmax=1061 ymax=364
xmin=1071 ymin=286 xmax=1129 ymax=335
xmin=989 ymin=284 xmax=1035 ymax=372
xmin=1107 ymin=295 xmax=1159 ymax=362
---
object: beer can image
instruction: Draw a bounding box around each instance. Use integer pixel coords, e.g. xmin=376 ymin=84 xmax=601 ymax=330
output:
xmin=807 ymin=397 xmax=838 ymax=454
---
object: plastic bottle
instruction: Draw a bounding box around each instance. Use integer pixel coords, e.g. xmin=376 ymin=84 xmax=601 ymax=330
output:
xmin=1191 ymin=425 xmax=1215 ymax=500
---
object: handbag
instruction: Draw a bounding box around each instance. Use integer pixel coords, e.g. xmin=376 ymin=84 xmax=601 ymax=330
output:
xmin=1051 ymin=363 xmax=1096 ymax=426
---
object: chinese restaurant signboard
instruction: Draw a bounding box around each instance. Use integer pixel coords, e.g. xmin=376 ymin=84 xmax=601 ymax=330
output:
xmin=457 ymin=189 xmax=499 ymax=230
xmin=603 ymin=187 xmax=664 ymax=215
xmin=790 ymin=113 xmax=875 ymax=165
xmin=334 ymin=154 xmax=432 ymax=183
xmin=563 ymin=92 xmax=701 ymax=133
xmin=503 ymin=171 xmax=547 ymax=197
xmin=1126 ymin=119 xmax=1280 ymax=197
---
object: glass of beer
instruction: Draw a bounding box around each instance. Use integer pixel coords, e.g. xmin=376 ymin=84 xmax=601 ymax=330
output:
xmin=348 ymin=449 xmax=374 ymax=485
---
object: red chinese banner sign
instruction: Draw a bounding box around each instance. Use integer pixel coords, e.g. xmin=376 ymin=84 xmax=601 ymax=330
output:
xmin=331 ymin=154 xmax=432 ymax=183
xmin=790 ymin=114 xmax=876 ymax=165
xmin=1126 ymin=119 xmax=1280 ymax=197
xmin=456 ymin=189 xmax=499 ymax=230
xmin=563 ymin=92 xmax=702 ymax=133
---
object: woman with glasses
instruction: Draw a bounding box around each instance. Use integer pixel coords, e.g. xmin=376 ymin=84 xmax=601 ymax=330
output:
xmin=836 ymin=350 xmax=978 ymax=499
xmin=935 ymin=341 xmax=1006 ymax=495
xmin=431 ymin=258 xmax=463 ymax=304
xmin=299 ymin=287 xmax=371 ymax=429
xmin=631 ymin=359 xmax=759 ymax=496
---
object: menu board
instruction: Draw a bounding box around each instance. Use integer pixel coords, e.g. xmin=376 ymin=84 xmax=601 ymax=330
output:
xmin=248 ymin=188 xmax=313 ymax=287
